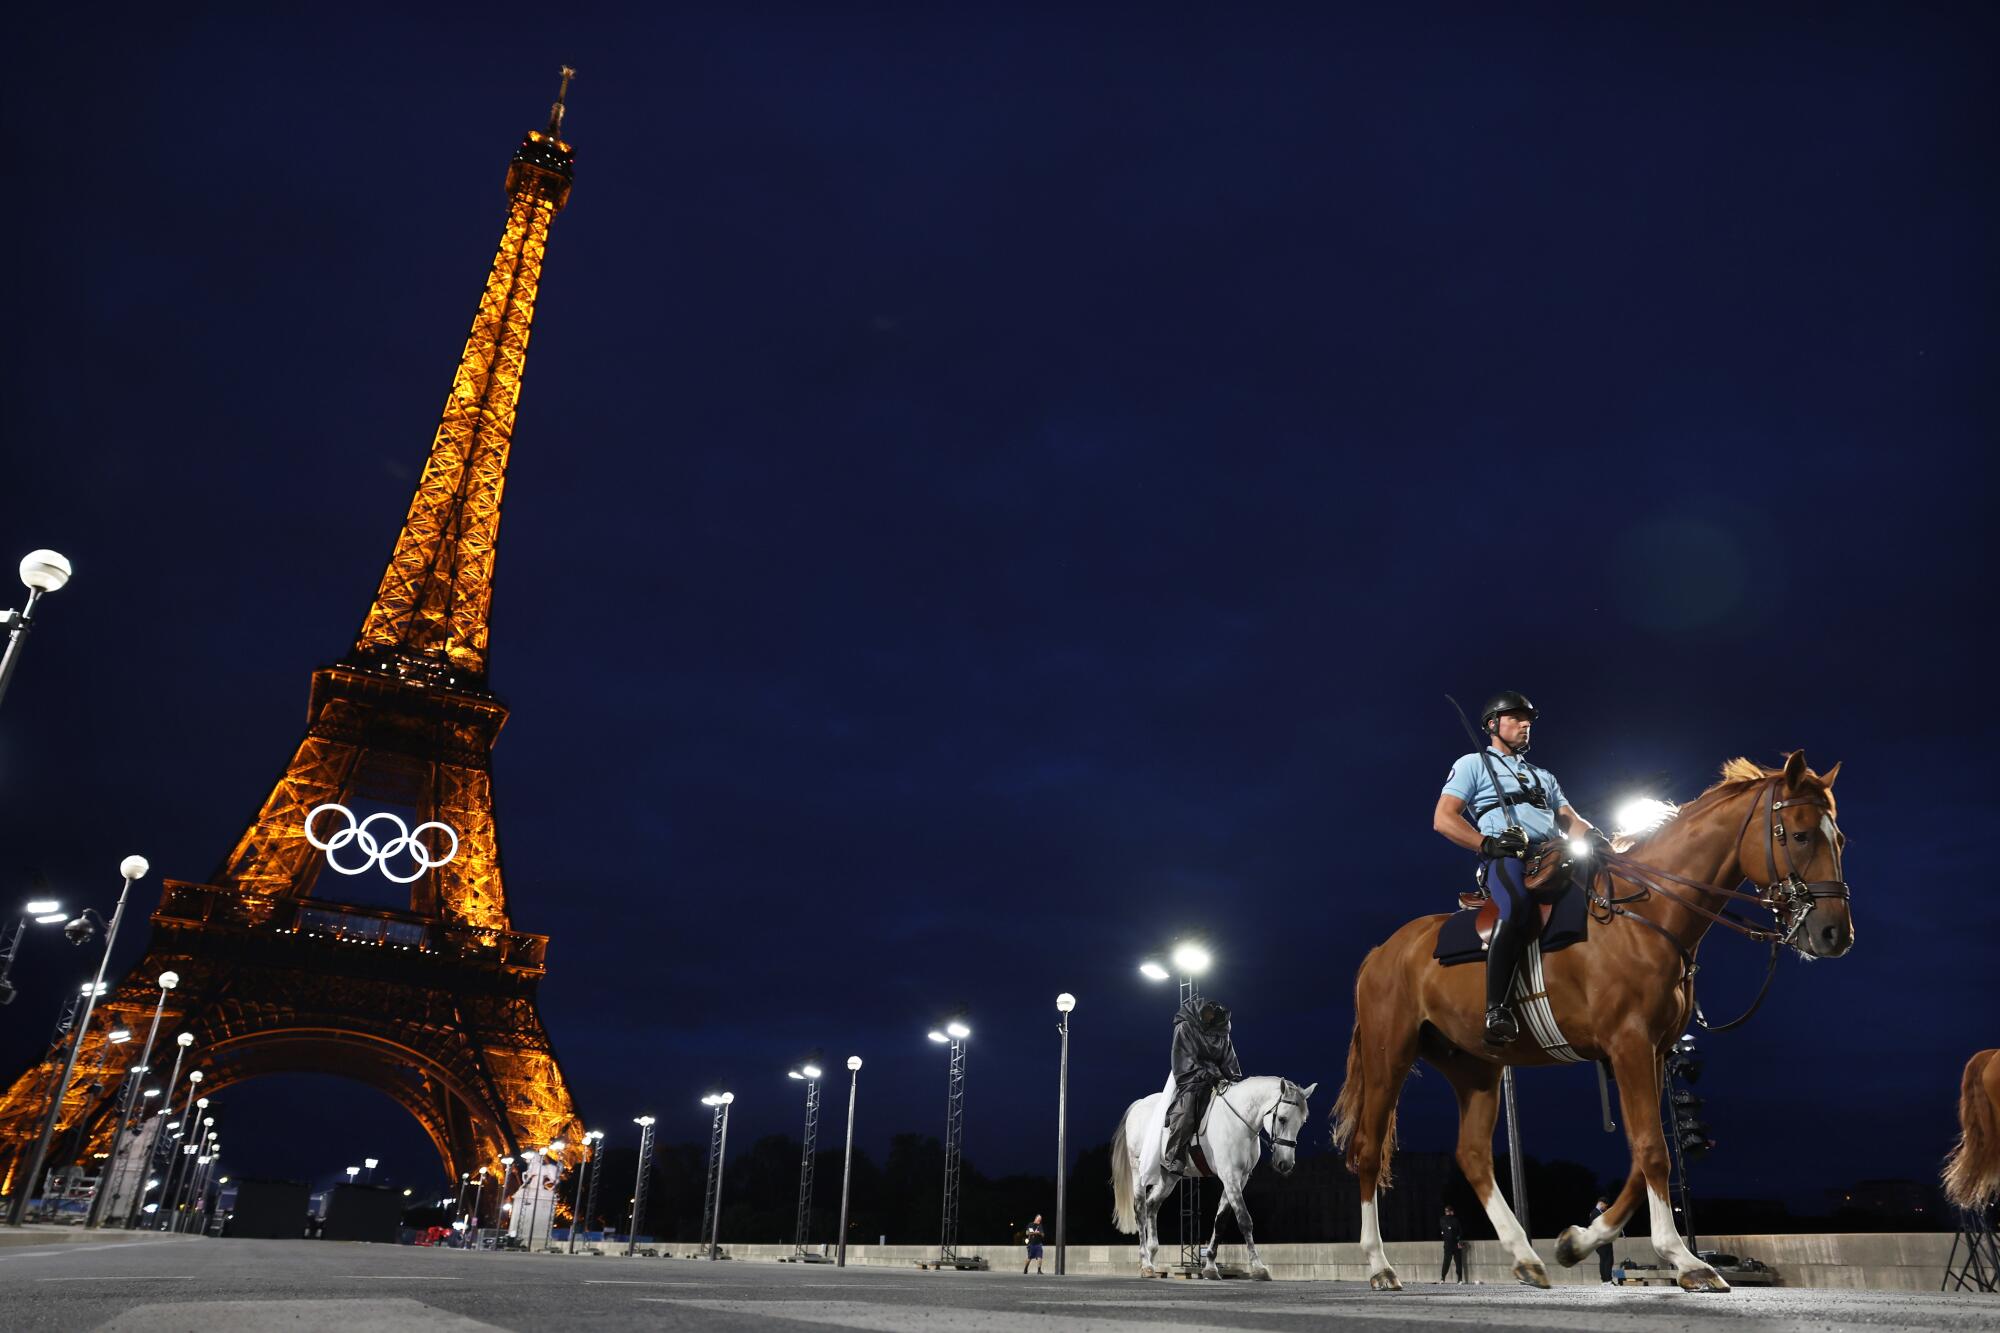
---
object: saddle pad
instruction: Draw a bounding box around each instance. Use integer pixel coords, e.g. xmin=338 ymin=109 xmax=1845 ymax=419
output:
xmin=1433 ymin=880 xmax=1589 ymax=967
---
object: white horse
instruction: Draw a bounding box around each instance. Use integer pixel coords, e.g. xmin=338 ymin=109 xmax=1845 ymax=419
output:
xmin=1110 ymin=1074 xmax=1316 ymax=1279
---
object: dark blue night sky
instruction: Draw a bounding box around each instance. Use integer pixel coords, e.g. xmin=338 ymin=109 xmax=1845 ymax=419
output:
xmin=1 ymin=4 xmax=1993 ymax=1215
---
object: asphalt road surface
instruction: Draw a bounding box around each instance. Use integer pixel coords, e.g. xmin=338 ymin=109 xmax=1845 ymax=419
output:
xmin=1 ymin=1236 xmax=1996 ymax=1332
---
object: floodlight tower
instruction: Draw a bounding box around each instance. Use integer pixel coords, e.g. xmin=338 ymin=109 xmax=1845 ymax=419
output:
xmin=626 ymin=1115 xmax=656 ymax=1257
xmin=697 ymin=1094 xmax=734 ymax=1259
xmin=787 ymin=1057 xmax=824 ymax=1259
xmin=926 ymin=1017 xmax=971 ymax=1265
xmin=1139 ymin=939 xmax=1211 ymax=1272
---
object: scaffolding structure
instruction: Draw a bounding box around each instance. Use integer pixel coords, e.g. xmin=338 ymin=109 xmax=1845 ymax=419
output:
xmin=1178 ymin=973 xmax=1203 ymax=1271
xmin=939 ymin=1037 xmax=967 ymax=1264
xmin=792 ymin=1078 xmax=821 ymax=1256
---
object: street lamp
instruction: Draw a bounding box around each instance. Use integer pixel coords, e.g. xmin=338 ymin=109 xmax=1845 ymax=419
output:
xmin=155 ymin=1071 xmax=204 ymax=1231
xmin=0 ymin=549 xmax=74 ymax=712
xmin=836 ymin=1057 xmax=862 ymax=1268
xmin=90 ymin=969 xmax=179 ymax=1227
xmin=627 ymin=1116 xmax=656 ymax=1258
xmin=364 ymin=1157 xmax=379 ymax=1185
xmin=697 ymin=1095 xmax=734 ymax=1260
xmin=346 ymin=1165 xmax=360 ymax=1184
xmin=1055 ymin=992 xmax=1075 ymax=1275
xmin=6 ymin=854 xmax=150 ymax=1227
xmin=0 ymin=894 xmax=68 ymax=1007
xmin=927 ymin=1017 xmax=970 ymax=1265
xmin=470 ymin=1167 xmax=487 ymax=1233
xmin=787 ymin=1057 xmax=824 ymax=1260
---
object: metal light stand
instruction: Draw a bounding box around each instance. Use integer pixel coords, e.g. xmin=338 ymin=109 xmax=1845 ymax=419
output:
xmin=1943 ymin=1203 xmax=1999 ymax=1293
xmin=582 ymin=1135 xmax=606 ymax=1253
xmin=790 ymin=1078 xmax=822 ymax=1259
xmin=89 ymin=975 xmax=174 ymax=1227
xmin=6 ymin=858 xmax=145 ymax=1228
xmin=1501 ymin=1066 xmax=1530 ymax=1240
xmin=836 ymin=1060 xmax=860 ymax=1267
xmin=1177 ymin=974 xmax=1202 ymax=1273
xmin=938 ymin=1037 xmax=966 ymax=1265
xmin=1055 ymin=996 xmax=1072 ymax=1276
xmin=698 ymin=1103 xmax=725 ymax=1256
xmin=626 ymin=1117 xmax=655 ymax=1257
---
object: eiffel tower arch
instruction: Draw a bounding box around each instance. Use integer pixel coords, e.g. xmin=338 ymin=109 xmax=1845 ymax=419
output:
xmin=0 ymin=72 xmax=588 ymax=1199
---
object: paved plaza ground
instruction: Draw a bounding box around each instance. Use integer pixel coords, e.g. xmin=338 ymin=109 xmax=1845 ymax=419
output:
xmin=1 ymin=1234 xmax=1997 ymax=1332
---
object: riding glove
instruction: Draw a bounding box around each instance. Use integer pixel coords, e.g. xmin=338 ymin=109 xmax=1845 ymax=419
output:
xmin=1480 ymin=829 xmax=1529 ymax=859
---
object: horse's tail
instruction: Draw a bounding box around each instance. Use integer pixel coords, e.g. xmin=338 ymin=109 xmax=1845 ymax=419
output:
xmin=1110 ymin=1109 xmax=1138 ymax=1234
xmin=1944 ymin=1049 xmax=2000 ymax=1209
xmin=1329 ymin=952 xmax=1399 ymax=1191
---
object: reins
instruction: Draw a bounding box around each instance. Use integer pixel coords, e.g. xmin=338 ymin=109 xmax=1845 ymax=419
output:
xmin=1211 ymin=1079 xmax=1303 ymax=1152
xmin=1583 ymin=774 xmax=1850 ymax=1033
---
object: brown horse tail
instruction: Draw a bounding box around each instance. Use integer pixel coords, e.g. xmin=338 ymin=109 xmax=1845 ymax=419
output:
xmin=1943 ymin=1049 xmax=2000 ymax=1209
xmin=1330 ymin=1017 xmax=1364 ymax=1163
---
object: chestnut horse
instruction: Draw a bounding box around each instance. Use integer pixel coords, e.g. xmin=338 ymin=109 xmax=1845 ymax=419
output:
xmin=1944 ymin=1049 xmax=2000 ymax=1212
xmin=1331 ymin=752 xmax=1854 ymax=1293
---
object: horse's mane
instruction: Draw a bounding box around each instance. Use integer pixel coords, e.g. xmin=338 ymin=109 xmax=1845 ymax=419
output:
xmin=1612 ymin=754 xmax=1835 ymax=852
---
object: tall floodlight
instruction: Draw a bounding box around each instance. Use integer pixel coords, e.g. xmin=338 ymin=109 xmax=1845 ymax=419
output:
xmin=836 ymin=1057 xmax=862 ymax=1268
xmin=1055 ymin=993 xmax=1076 ymax=1275
xmin=568 ymin=1129 xmax=604 ymax=1253
xmin=626 ymin=1115 xmax=655 ymax=1257
xmin=697 ymin=1094 xmax=734 ymax=1259
xmin=926 ymin=1017 xmax=971 ymax=1265
xmin=0 ymin=891 xmax=68 ymax=1007
xmin=90 ymin=969 xmax=179 ymax=1227
xmin=0 ymin=549 xmax=74 ymax=713
xmin=787 ymin=1058 xmax=824 ymax=1258
xmin=1141 ymin=938 xmax=1210 ymax=1272
xmin=7 ymin=855 xmax=149 ymax=1227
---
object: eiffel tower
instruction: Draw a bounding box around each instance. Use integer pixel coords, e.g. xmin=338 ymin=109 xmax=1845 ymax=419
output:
xmin=0 ymin=71 xmax=587 ymax=1200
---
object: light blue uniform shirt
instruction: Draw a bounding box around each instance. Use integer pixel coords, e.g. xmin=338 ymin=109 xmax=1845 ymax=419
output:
xmin=1442 ymin=747 xmax=1569 ymax=842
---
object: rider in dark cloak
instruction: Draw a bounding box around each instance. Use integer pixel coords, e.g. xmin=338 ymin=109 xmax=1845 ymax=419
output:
xmin=1163 ymin=997 xmax=1242 ymax=1177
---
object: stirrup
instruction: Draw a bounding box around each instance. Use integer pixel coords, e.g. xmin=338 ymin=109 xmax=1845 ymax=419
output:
xmin=1483 ymin=1005 xmax=1518 ymax=1047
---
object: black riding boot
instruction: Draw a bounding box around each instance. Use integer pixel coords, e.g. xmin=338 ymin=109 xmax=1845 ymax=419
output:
xmin=1484 ymin=909 xmax=1528 ymax=1047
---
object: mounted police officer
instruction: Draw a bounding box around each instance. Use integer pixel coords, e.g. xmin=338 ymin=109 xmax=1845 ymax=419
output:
xmin=1162 ymin=997 xmax=1241 ymax=1177
xmin=1433 ymin=690 xmax=1600 ymax=1048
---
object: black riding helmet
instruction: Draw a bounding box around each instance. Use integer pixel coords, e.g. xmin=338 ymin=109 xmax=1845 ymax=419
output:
xmin=1480 ymin=690 xmax=1538 ymax=732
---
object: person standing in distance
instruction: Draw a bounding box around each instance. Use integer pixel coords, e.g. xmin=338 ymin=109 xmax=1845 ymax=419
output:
xmin=1591 ymin=1196 xmax=1616 ymax=1282
xmin=1439 ymin=1204 xmax=1467 ymax=1283
xmin=1434 ymin=691 xmax=1600 ymax=1047
xmin=1023 ymin=1214 xmax=1046 ymax=1274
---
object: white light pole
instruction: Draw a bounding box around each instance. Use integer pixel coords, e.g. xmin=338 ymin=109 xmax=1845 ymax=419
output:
xmin=0 ymin=549 xmax=74 ymax=712
xmin=569 ymin=1130 xmax=603 ymax=1254
xmin=469 ymin=1167 xmax=487 ymax=1234
xmin=1055 ymin=992 xmax=1075 ymax=1276
xmin=89 ymin=969 xmax=179 ymax=1227
xmin=6 ymin=855 xmax=149 ymax=1227
xmin=627 ymin=1115 xmax=656 ymax=1258
xmin=787 ymin=1061 xmax=823 ymax=1259
xmin=364 ymin=1157 xmax=379 ymax=1186
xmin=836 ymin=1057 xmax=861 ymax=1268
xmin=154 ymin=1071 xmax=203 ymax=1230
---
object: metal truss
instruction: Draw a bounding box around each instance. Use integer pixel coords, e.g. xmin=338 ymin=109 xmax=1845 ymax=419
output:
xmin=793 ymin=1079 xmax=820 ymax=1254
xmin=939 ymin=1038 xmax=966 ymax=1263
xmin=1945 ymin=1204 xmax=1999 ymax=1293
xmin=628 ymin=1116 xmax=656 ymax=1257
xmin=0 ymin=75 xmax=584 ymax=1198
xmin=1179 ymin=976 xmax=1202 ymax=1271
xmin=699 ymin=1102 xmax=726 ymax=1254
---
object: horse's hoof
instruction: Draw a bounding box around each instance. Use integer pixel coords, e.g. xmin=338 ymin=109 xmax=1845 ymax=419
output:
xmin=1201 ymin=1264 xmax=1221 ymax=1281
xmin=1677 ymin=1266 xmax=1732 ymax=1293
xmin=1513 ymin=1259 xmax=1551 ymax=1289
xmin=1139 ymin=1266 xmax=1156 ymax=1279
xmin=1368 ymin=1269 xmax=1403 ymax=1291
xmin=1553 ymin=1226 xmax=1590 ymax=1268
xmin=1250 ymin=1264 xmax=1273 ymax=1282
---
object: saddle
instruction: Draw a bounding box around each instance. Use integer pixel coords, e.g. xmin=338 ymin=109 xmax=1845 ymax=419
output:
xmin=1455 ymin=843 xmax=1574 ymax=938
xmin=1435 ymin=876 xmax=1590 ymax=966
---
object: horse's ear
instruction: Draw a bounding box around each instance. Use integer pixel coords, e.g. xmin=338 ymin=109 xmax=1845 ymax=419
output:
xmin=1819 ymin=760 xmax=1841 ymax=790
xmin=1302 ymin=1081 xmax=1319 ymax=1099
xmin=1782 ymin=750 xmax=1809 ymax=788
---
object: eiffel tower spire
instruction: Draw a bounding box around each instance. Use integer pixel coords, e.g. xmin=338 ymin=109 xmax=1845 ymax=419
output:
xmin=353 ymin=67 xmax=577 ymax=688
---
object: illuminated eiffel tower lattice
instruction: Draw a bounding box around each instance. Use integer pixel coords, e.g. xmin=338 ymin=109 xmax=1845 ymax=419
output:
xmin=0 ymin=71 xmax=588 ymax=1198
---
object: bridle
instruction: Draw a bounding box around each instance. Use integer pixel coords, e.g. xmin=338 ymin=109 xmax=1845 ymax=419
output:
xmin=1216 ymin=1078 xmax=1306 ymax=1152
xmin=1589 ymin=773 xmax=1851 ymax=1031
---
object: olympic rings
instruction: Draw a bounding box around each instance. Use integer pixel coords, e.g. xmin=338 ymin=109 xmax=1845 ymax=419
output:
xmin=304 ymin=803 xmax=461 ymax=884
